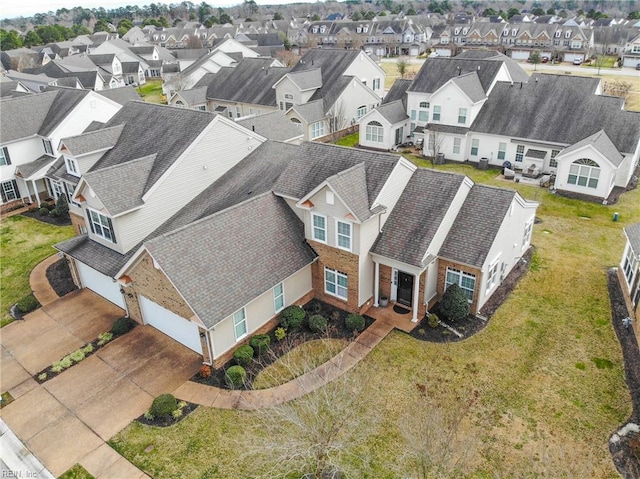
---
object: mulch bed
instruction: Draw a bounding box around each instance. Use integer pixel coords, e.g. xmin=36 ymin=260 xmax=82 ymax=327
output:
xmin=191 ymin=299 xmax=373 ymax=390
xmin=606 ymin=268 xmax=640 ymax=479
xmin=21 ymin=208 xmax=71 ymax=226
xmin=136 ymin=402 xmax=199 ymax=427
xmin=46 ymin=259 xmax=78 ymax=297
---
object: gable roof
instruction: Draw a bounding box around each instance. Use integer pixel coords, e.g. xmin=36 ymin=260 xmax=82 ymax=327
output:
xmin=375 ymin=99 xmax=409 ymax=125
xmin=558 ymin=130 xmax=624 ymax=166
xmin=382 ymin=78 xmax=411 ymax=105
xmin=285 ymin=69 xmax=323 ymax=90
xmin=370 ymin=169 xmax=466 ymax=267
xmin=173 ymin=86 xmax=208 ymax=105
xmin=96 ymin=86 xmax=141 ymax=105
xmin=471 ymin=74 xmax=640 ymax=154
xmin=237 ymin=111 xmax=303 ymax=142
xmin=408 ymin=57 xmax=505 ymax=95
xmin=439 ymin=185 xmax=516 ymax=268
xmin=61 ymin=124 xmax=125 ymax=156
xmin=449 ymin=71 xmax=486 ymax=102
xmin=88 ymin=102 xmax=216 ymax=194
xmin=145 ymin=193 xmax=316 ymax=328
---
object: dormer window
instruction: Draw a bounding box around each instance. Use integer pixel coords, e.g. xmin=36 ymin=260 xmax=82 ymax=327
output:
xmin=463 ymin=28 xmax=468 ymax=35
xmin=320 ymin=26 xmax=326 ymax=33
xmin=512 ymin=29 xmax=517 ymax=36
xmin=363 ymin=26 xmax=368 ymax=33
xmin=502 ymin=29 xmax=508 ymax=36
xmin=565 ymin=31 xmax=571 ymax=38
xmin=43 ymin=139 xmax=54 ymax=156
xmin=555 ymin=30 xmax=561 ymax=38
xmin=65 ymin=157 xmax=80 ymax=177
xmin=454 ymin=28 xmax=460 ymax=35
xmin=312 ymin=26 xmax=318 ymax=33
xmin=87 ymin=208 xmax=116 ymax=243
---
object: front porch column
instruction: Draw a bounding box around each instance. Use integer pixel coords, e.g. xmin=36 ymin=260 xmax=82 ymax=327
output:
xmin=373 ymin=261 xmax=380 ymax=307
xmin=32 ymin=179 xmax=40 ymax=207
xmin=412 ymin=272 xmax=420 ymax=322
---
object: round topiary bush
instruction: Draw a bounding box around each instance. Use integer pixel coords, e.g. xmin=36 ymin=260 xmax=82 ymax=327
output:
xmin=225 ymin=365 xmax=246 ymax=389
xmin=345 ymin=313 xmax=365 ymax=332
xmin=49 ymin=208 xmax=59 ymax=217
xmin=39 ymin=207 xmax=49 ymax=216
xmin=250 ymin=334 xmax=271 ymax=355
xmin=279 ymin=305 xmax=305 ymax=330
xmin=233 ymin=344 xmax=254 ymax=366
xmin=150 ymin=393 xmax=177 ymax=418
xmin=439 ymin=284 xmax=470 ymax=322
xmin=17 ymin=294 xmax=40 ymax=314
xmin=308 ymin=314 xmax=327 ymax=333
xmin=111 ymin=316 xmax=136 ymax=335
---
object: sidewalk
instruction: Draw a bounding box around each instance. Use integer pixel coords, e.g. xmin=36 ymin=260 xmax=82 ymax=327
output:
xmin=174 ymin=318 xmax=395 ymax=409
xmin=0 ymin=420 xmax=54 ymax=479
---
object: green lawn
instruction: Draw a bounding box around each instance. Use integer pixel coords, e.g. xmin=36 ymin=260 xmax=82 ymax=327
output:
xmin=58 ymin=464 xmax=95 ymax=479
xmin=110 ymin=161 xmax=638 ymax=478
xmin=335 ymin=132 xmax=359 ymax=147
xmin=0 ymin=215 xmax=74 ymax=327
xmin=137 ymin=79 xmax=165 ymax=104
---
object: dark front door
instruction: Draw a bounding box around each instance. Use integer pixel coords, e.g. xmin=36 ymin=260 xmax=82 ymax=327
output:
xmin=397 ymin=271 xmax=413 ymax=307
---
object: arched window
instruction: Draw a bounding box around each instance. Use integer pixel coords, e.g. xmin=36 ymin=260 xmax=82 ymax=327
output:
xmin=366 ymin=121 xmax=383 ymax=143
xmin=568 ymin=158 xmax=600 ymax=189
xmin=175 ymin=100 xmax=184 ymax=107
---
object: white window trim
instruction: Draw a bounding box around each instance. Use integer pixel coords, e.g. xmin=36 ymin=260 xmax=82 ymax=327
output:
xmin=273 ymin=283 xmax=285 ymax=313
xmin=43 ymin=139 xmax=54 ymax=156
xmin=486 ymin=257 xmax=500 ymax=292
xmin=325 ymin=267 xmax=348 ymax=300
xmin=458 ymin=108 xmax=467 ymax=125
xmin=445 ymin=267 xmax=476 ymax=303
xmin=335 ymin=219 xmax=352 ymax=252
xmin=311 ymin=212 xmax=327 ymax=243
xmin=233 ymin=307 xmax=247 ymax=341
xmin=523 ymin=219 xmax=533 ymax=250
xmin=87 ymin=207 xmax=116 ymax=243
xmin=310 ymin=121 xmax=324 ymax=139
xmin=65 ymin=157 xmax=80 ymax=177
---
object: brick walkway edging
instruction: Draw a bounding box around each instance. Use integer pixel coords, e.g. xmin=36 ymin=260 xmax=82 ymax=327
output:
xmin=173 ymin=319 xmax=395 ymax=410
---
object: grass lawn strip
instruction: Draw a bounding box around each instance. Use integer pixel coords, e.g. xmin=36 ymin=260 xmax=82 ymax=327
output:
xmin=111 ymin=162 xmax=638 ymax=478
xmin=58 ymin=464 xmax=95 ymax=479
xmin=0 ymin=215 xmax=74 ymax=327
xmin=137 ymin=79 xmax=165 ymax=104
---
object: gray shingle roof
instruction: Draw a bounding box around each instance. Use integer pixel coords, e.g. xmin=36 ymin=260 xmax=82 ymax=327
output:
xmin=55 ymin=234 xmax=135 ymax=277
xmin=84 ymin=154 xmax=156 ymax=216
xmin=325 ymin=162 xmax=371 ymax=221
xmin=145 ymin=193 xmax=316 ymax=328
xmin=89 ymin=102 xmax=216 ymax=195
xmin=455 ymin=49 xmax=529 ymax=84
xmin=195 ymin=58 xmax=289 ymax=107
xmin=625 ymin=223 xmax=640 ymax=257
xmin=15 ymin=154 xmax=55 ymax=179
xmin=96 ymin=86 xmax=141 ymax=105
xmin=289 ymin=99 xmax=325 ymax=123
xmin=61 ymin=124 xmax=124 ymax=157
xmin=451 ymin=72 xmax=485 ymax=102
xmin=174 ymin=86 xmax=208 ymax=105
xmin=370 ymin=169 xmax=466 ymax=267
xmin=274 ymin=141 xmax=400 ymax=207
xmin=559 ymin=130 xmax=624 ymax=167
xmin=408 ymin=57 xmax=504 ymax=95
xmin=287 ymin=69 xmax=323 ymax=90
xmin=426 ymin=123 xmax=469 ymax=135
xmin=471 ymin=74 xmax=640 ymax=154
xmin=439 ymin=185 xmax=516 ymax=268
xmin=237 ymin=111 xmax=303 ymax=142
xmin=382 ymin=78 xmax=411 ymax=106
xmin=376 ymin=100 xmax=409 ymax=125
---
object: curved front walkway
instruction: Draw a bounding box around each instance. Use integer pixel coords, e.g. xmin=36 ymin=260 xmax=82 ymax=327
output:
xmin=29 ymin=254 xmax=61 ymax=307
xmin=173 ymin=318 xmax=395 ymax=410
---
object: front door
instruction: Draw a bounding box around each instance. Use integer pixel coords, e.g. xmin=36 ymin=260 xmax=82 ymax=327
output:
xmin=395 ymin=127 xmax=403 ymax=145
xmin=397 ymin=271 xmax=413 ymax=307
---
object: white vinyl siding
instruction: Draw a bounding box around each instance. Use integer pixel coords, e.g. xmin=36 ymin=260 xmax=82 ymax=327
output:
xmin=233 ymin=308 xmax=247 ymax=340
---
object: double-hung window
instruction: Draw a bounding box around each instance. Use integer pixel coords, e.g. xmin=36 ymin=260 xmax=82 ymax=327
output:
xmin=515 ymin=144 xmax=525 ymax=163
xmin=549 ymin=149 xmax=560 ymax=168
xmin=457 ymin=108 xmax=467 ymax=125
xmin=470 ymin=139 xmax=479 ymax=156
xmin=445 ymin=267 xmax=476 ymax=302
xmin=87 ymin=208 xmax=116 ymax=243
xmin=0 ymin=147 xmax=11 ymax=166
xmin=336 ymin=220 xmax=352 ymax=251
xmin=312 ymin=213 xmax=327 ymax=243
xmin=523 ymin=219 xmax=533 ymax=249
xmin=418 ymin=101 xmax=429 ymax=122
xmin=325 ymin=267 xmax=348 ymax=300
xmin=43 ymin=139 xmax=54 ymax=156
xmin=486 ymin=259 xmax=500 ymax=291
xmin=373 ymin=78 xmax=381 ymax=90
xmin=623 ymin=245 xmax=637 ymax=286
xmin=273 ymin=283 xmax=285 ymax=313
xmin=497 ymin=142 xmax=507 ymax=161
xmin=311 ymin=121 xmax=324 ymax=139
xmin=432 ymin=105 xmax=441 ymax=122
xmin=453 ymin=137 xmax=461 ymax=154
xmin=356 ymin=105 xmax=367 ymax=119
xmin=233 ymin=308 xmax=247 ymax=340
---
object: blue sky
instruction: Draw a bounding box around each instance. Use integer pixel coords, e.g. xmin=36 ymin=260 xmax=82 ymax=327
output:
xmin=2 ymin=0 xmax=316 ymax=20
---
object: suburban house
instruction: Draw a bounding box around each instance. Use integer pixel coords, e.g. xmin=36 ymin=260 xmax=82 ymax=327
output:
xmin=360 ymin=53 xmax=640 ymax=203
xmin=621 ymin=223 xmax=640 ymax=318
xmin=0 ymin=88 xmax=122 ymax=210
xmin=55 ymin=108 xmax=538 ymax=365
xmin=280 ymin=48 xmax=386 ymax=141
xmin=621 ymin=32 xmax=640 ymax=68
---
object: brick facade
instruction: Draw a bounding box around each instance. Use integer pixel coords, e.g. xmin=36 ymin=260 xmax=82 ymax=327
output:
xmin=437 ymin=259 xmax=482 ymax=314
xmin=124 ymin=251 xmax=195 ymax=324
xmin=70 ymin=212 xmax=86 ymax=236
xmin=379 ymin=264 xmax=392 ymax=300
xmin=309 ymin=240 xmax=360 ymax=313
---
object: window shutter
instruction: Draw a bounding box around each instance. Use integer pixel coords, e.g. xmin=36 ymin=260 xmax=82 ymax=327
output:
xmin=87 ymin=211 xmax=96 ymax=235
xmin=0 ymin=184 xmax=7 ymax=203
xmin=107 ymin=216 xmax=116 ymax=244
xmin=11 ymin=180 xmax=18 ymax=199
xmin=3 ymin=147 xmax=11 ymax=165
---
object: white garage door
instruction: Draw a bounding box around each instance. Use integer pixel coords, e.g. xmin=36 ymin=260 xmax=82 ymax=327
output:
xmin=76 ymin=261 xmax=126 ymax=308
xmin=138 ymin=295 xmax=203 ymax=354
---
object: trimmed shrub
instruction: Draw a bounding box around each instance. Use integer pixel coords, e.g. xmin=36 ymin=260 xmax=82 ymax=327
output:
xmin=274 ymin=327 xmax=286 ymax=341
xmin=439 ymin=284 xmax=470 ymax=322
xmin=55 ymin=194 xmax=69 ymax=215
xmin=49 ymin=208 xmax=59 ymax=217
xmin=97 ymin=332 xmax=113 ymax=346
xmin=39 ymin=207 xmax=49 ymax=216
xmin=69 ymin=349 xmax=86 ymax=363
xmin=111 ymin=316 xmax=136 ymax=335
xmin=308 ymin=314 xmax=327 ymax=333
xmin=345 ymin=313 xmax=365 ymax=332
xmin=150 ymin=393 xmax=178 ymax=418
xmin=427 ymin=313 xmax=440 ymax=328
xmin=233 ymin=344 xmax=254 ymax=366
xmin=17 ymin=294 xmax=40 ymax=314
xmin=225 ymin=365 xmax=246 ymax=389
xmin=250 ymin=334 xmax=271 ymax=355
xmin=279 ymin=305 xmax=305 ymax=330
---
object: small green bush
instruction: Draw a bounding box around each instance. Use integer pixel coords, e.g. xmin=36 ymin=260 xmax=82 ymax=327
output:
xmin=111 ymin=316 xmax=136 ymax=335
xmin=250 ymin=334 xmax=271 ymax=355
xmin=275 ymin=327 xmax=286 ymax=341
xmin=38 ymin=373 xmax=47 ymax=381
xmin=172 ymin=408 xmax=183 ymax=419
xmin=225 ymin=365 xmax=246 ymax=389
xmin=97 ymin=332 xmax=113 ymax=346
xmin=427 ymin=313 xmax=440 ymax=328
xmin=17 ymin=294 xmax=40 ymax=314
xmin=233 ymin=344 xmax=254 ymax=366
xmin=308 ymin=314 xmax=327 ymax=333
xmin=55 ymin=194 xmax=69 ymax=215
xmin=345 ymin=313 xmax=365 ymax=332
xmin=39 ymin=207 xmax=49 ymax=216
xmin=69 ymin=349 xmax=85 ymax=363
xmin=49 ymin=208 xmax=60 ymax=217
xmin=150 ymin=393 xmax=178 ymax=418
xmin=279 ymin=305 xmax=305 ymax=330
xmin=439 ymin=284 xmax=470 ymax=322
xmin=82 ymin=344 xmax=94 ymax=354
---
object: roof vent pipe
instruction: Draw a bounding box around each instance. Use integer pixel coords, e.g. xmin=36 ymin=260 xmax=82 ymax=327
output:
xmin=520 ymin=82 xmax=523 ymax=89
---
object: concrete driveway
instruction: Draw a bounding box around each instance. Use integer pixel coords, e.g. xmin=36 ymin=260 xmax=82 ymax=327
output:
xmin=0 ymin=289 xmax=201 ymax=477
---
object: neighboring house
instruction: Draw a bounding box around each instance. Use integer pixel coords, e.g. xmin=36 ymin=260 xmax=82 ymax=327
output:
xmin=88 ymin=54 xmax=125 ymax=87
xmin=237 ymin=110 xmax=304 ymax=144
xmin=0 ymin=77 xmax=31 ymax=98
xmin=621 ymin=223 xmax=640 ymax=318
xmin=621 ymin=33 xmax=640 ymax=68
xmin=278 ymin=48 xmax=385 ymax=141
xmin=4 ymin=70 xmax=60 ymax=93
xmin=24 ymin=59 xmax=108 ymax=91
xmin=168 ymin=86 xmax=209 ymax=110
xmin=56 ymin=122 xmax=538 ymax=366
xmin=0 ymin=88 xmax=121 ymax=209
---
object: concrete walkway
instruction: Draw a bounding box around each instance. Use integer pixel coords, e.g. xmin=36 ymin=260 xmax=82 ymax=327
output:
xmin=174 ymin=318 xmax=395 ymax=410
xmin=29 ymin=254 xmax=61 ymax=307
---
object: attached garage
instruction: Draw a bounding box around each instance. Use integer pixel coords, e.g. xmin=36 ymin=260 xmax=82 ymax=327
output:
xmin=76 ymin=261 xmax=126 ymax=308
xmin=138 ymin=295 xmax=203 ymax=354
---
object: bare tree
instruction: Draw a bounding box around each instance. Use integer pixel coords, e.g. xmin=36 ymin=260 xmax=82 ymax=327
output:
xmin=326 ymin=100 xmax=350 ymax=141
xmin=426 ymin=128 xmax=445 ymax=167
xmin=274 ymin=49 xmax=301 ymax=67
xmin=186 ymin=34 xmax=203 ymax=49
